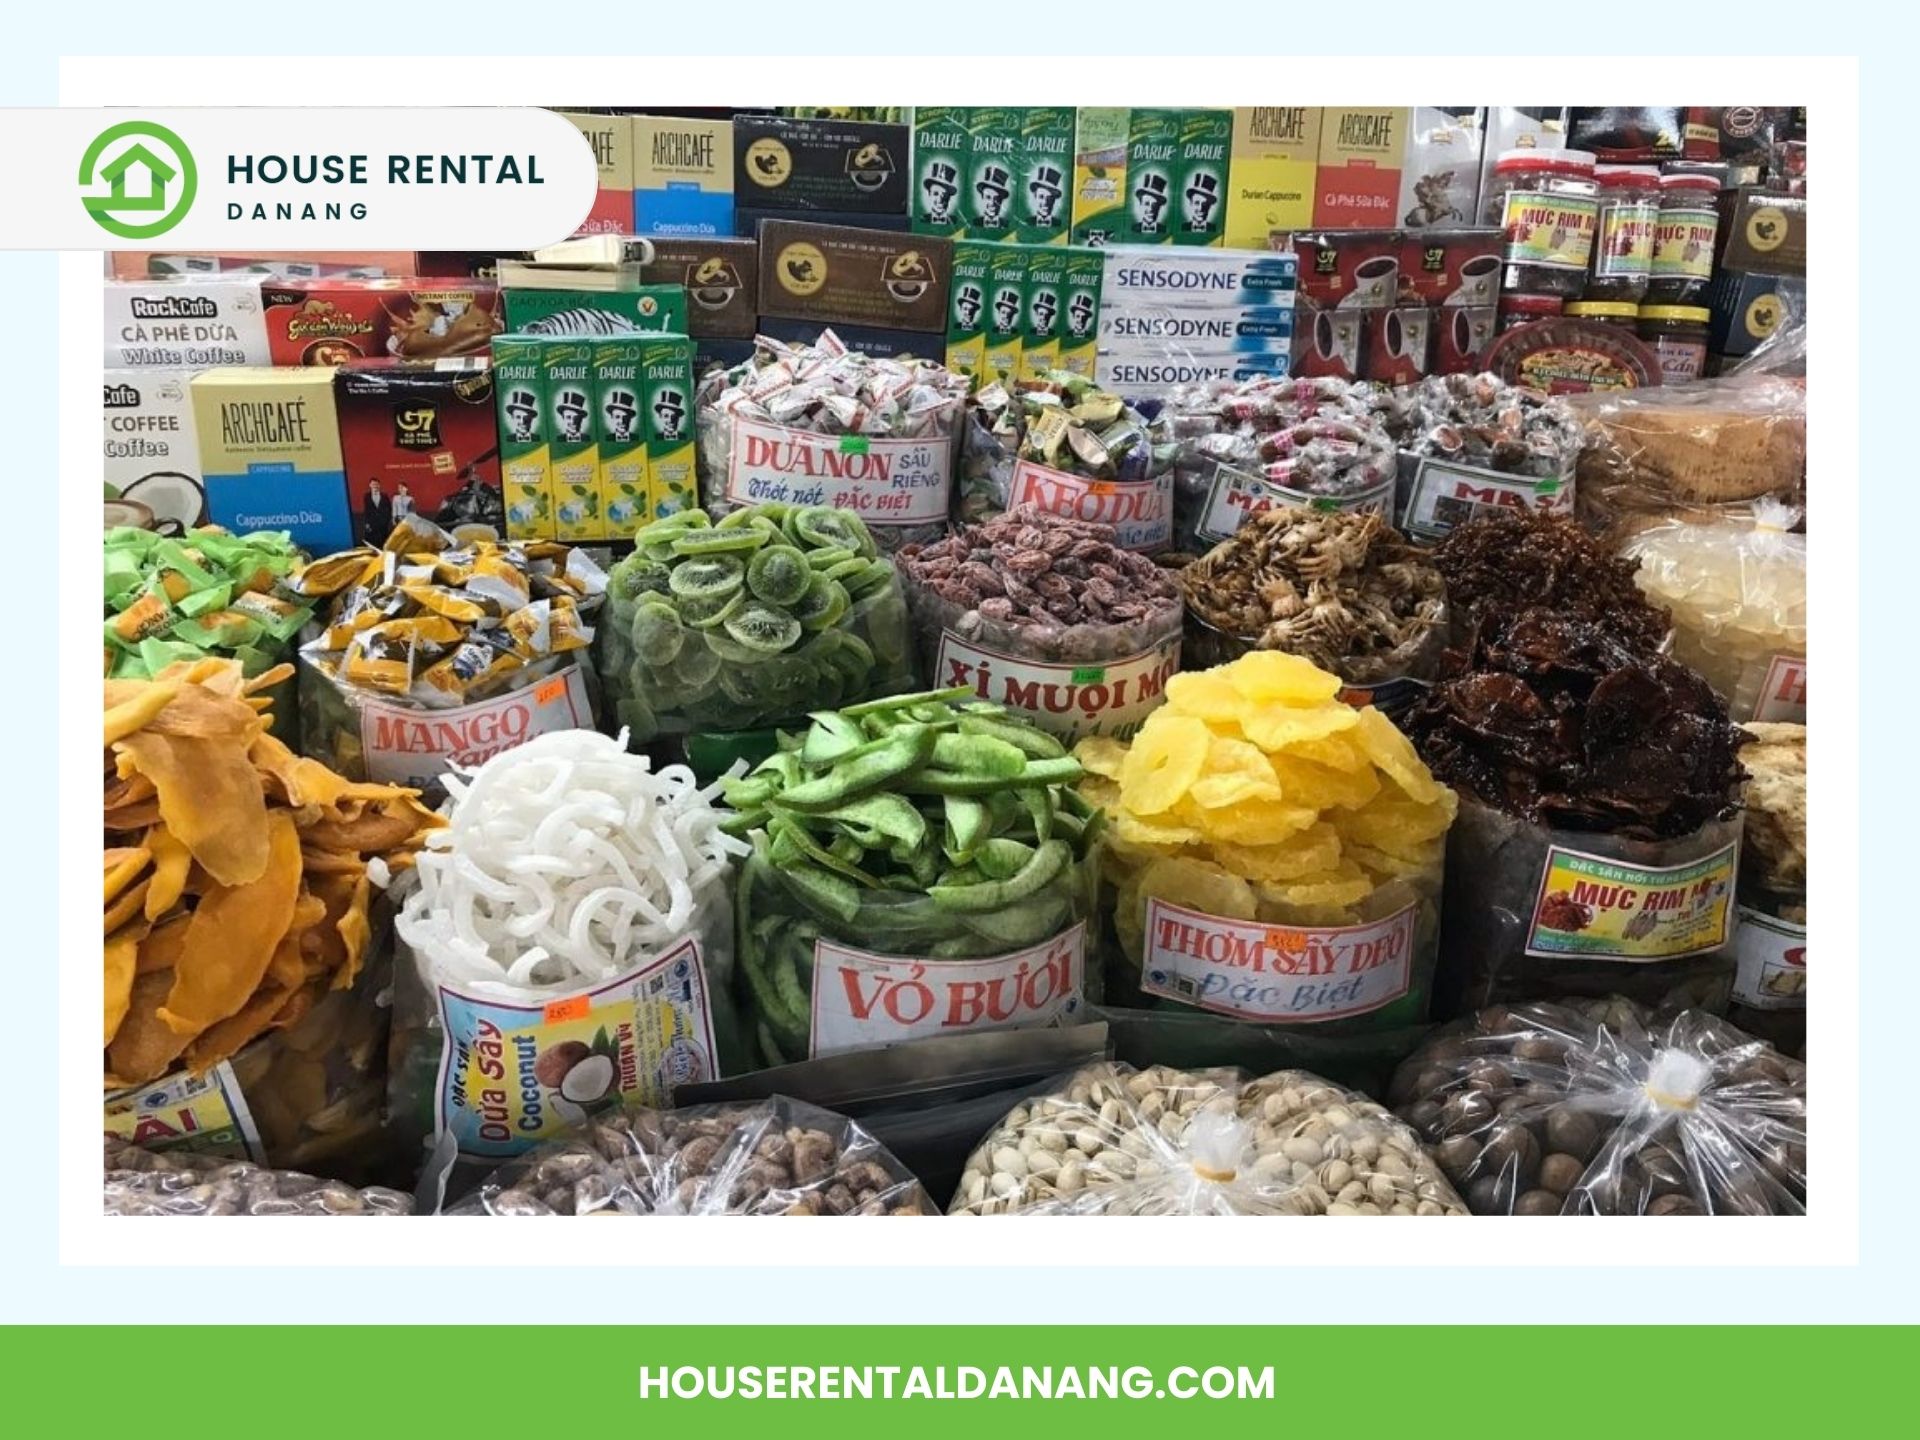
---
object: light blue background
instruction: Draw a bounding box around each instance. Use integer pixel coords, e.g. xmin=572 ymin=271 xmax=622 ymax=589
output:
xmin=13 ymin=10 xmax=1906 ymax=1324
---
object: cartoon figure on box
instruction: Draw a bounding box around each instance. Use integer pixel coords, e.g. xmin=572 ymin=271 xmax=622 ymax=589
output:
xmin=1133 ymin=171 xmax=1171 ymax=234
xmin=652 ymin=385 xmax=688 ymax=442
xmin=953 ymin=282 xmax=984 ymax=331
xmin=605 ymin=388 xmax=640 ymax=445
xmin=1067 ymin=290 xmax=1096 ymax=339
xmin=992 ymin=285 xmax=1022 ymax=333
xmin=555 ymin=388 xmax=591 ymax=445
xmin=922 ymin=160 xmax=961 ymax=227
xmin=1028 ymin=163 xmax=1065 ymax=228
xmin=1183 ymin=171 xmax=1222 ymax=234
xmin=975 ymin=164 xmax=1013 ymax=229
xmin=504 ymin=388 xmax=541 ymax=445
xmin=1030 ymin=287 xmax=1058 ymax=334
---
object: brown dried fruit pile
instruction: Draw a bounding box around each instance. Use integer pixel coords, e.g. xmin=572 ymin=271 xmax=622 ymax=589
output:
xmin=1181 ymin=508 xmax=1447 ymax=682
xmin=1432 ymin=512 xmax=1670 ymax=653
xmin=1404 ymin=608 xmax=1745 ymax=840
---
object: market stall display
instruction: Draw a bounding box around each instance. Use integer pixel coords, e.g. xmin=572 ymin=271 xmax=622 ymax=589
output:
xmin=1179 ymin=508 xmax=1447 ymax=720
xmin=958 ymin=376 xmax=1176 ymax=553
xmin=444 ymin=1095 xmax=931 ymax=1214
xmin=103 ymin=1135 xmax=413 ymax=1216
xmin=898 ymin=504 xmax=1184 ymax=743
xmin=1389 ymin=997 xmax=1805 ymax=1214
xmin=596 ymin=504 xmax=913 ymax=744
xmin=288 ymin=517 xmax=606 ymax=791
xmin=694 ymin=331 xmax=970 ymax=553
xmin=393 ymin=729 xmax=748 ymax=1170
xmin=1078 ymin=651 xmax=1456 ymax=1031
xmin=105 ymin=525 xmax=312 ymax=680
xmin=1731 ymin=723 xmax=1806 ymax=1052
xmin=1405 ymin=607 xmax=1745 ymax=1011
xmin=723 ymin=688 xmax=1100 ymax=1067
xmin=949 ymin=1061 xmax=1467 ymax=1215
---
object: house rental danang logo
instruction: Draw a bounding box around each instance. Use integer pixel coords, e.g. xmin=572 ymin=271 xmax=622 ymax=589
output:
xmin=78 ymin=121 xmax=199 ymax=239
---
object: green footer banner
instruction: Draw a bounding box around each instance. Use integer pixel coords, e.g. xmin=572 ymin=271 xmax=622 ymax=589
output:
xmin=0 ymin=1325 xmax=1908 ymax=1431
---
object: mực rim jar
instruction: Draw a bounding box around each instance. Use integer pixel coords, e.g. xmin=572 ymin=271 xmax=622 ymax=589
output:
xmin=1586 ymin=164 xmax=1660 ymax=302
xmin=1488 ymin=148 xmax=1600 ymax=300
xmin=1647 ymin=171 xmax=1722 ymax=306
xmin=1638 ymin=304 xmax=1711 ymax=385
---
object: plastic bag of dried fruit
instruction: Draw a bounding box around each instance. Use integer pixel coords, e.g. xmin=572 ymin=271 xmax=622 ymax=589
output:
xmin=442 ymin=1096 xmax=932 ymax=1215
xmin=949 ymin=1061 xmax=1466 ymax=1215
xmin=1389 ymin=997 xmax=1806 ymax=1215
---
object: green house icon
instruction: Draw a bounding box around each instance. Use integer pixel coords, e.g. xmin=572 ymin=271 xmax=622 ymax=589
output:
xmin=79 ymin=120 xmax=198 ymax=239
xmin=96 ymin=143 xmax=178 ymax=212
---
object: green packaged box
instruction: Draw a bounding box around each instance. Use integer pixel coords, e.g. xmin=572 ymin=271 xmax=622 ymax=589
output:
xmin=981 ymin=243 xmax=1026 ymax=385
xmin=491 ymin=336 xmax=553 ymax=542
xmin=1071 ymin=107 xmax=1130 ymax=247
xmin=502 ymin=284 xmax=688 ymax=339
xmin=1173 ymin=109 xmax=1232 ymax=247
xmin=911 ymin=105 xmax=972 ymax=236
xmin=1020 ymin=246 xmax=1066 ymax=379
xmin=946 ymin=238 xmax=993 ymax=381
xmin=640 ymin=335 xmax=697 ymax=519
xmin=541 ymin=340 xmax=599 ymax=542
xmin=1058 ymin=246 xmax=1105 ymax=380
xmin=964 ymin=106 xmax=1023 ymax=242
xmin=593 ymin=340 xmax=649 ymax=539
xmin=1015 ymin=106 xmax=1075 ymax=246
xmin=1122 ymin=109 xmax=1231 ymax=247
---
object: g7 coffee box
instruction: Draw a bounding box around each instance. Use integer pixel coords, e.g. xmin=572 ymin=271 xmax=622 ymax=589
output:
xmin=734 ymin=115 xmax=909 ymax=215
xmin=190 ymin=367 xmax=349 ymax=551
xmin=557 ymin=110 xmax=635 ymax=236
xmin=757 ymin=219 xmax=951 ymax=332
xmin=104 ymin=369 xmax=206 ymax=530
xmin=334 ymin=358 xmax=501 ymax=546
xmin=632 ymin=115 xmax=734 ymax=237
xmin=105 ymin=278 xmax=270 ymax=368
xmin=641 ymin=238 xmax=758 ymax=339
xmin=1225 ymin=108 xmax=1321 ymax=249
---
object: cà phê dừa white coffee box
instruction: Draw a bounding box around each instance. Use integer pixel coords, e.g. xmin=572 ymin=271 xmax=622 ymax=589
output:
xmin=103 ymin=369 xmax=207 ymax=530
xmin=105 ymin=277 xmax=272 ymax=368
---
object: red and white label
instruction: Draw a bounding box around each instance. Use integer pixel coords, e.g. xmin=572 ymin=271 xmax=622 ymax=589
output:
xmin=724 ymin=415 xmax=951 ymax=527
xmin=1753 ymin=652 xmax=1806 ymax=723
xmin=935 ymin=631 xmax=1180 ymax=743
xmin=808 ymin=923 xmax=1086 ymax=1058
xmin=1007 ymin=459 xmax=1175 ymax=552
xmin=1732 ymin=905 xmax=1806 ymax=1011
xmin=359 ymin=664 xmax=590 ymax=787
xmin=1141 ymin=899 xmax=1416 ymax=1024
xmin=1402 ymin=455 xmax=1573 ymax=540
xmin=1196 ymin=463 xmax=1394 ymax=544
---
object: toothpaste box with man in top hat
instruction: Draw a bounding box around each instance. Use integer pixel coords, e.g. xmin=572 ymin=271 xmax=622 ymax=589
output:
xmin=491 ymin=336 xmax=554 ymax=541
xmin=1122 ymin=109 xmax=1232 ymax=247
xmin=640 ymin=335 xmax=697 ymax=519
xmin=542 ymin=341 xmax=600 ymax=542
xmin=592 ymin=339 xmax=650 ymax=539
xmin=912 ymin=105 xmax=972 ymax=237
xmin=965 ymin=107 xmax=1023 ymax=242
xmin=1015 ymin=106 xmax=1075 ymax=247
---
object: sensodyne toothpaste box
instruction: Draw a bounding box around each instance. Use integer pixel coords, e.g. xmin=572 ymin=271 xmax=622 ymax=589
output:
xmin=1096 ymin=349 xmax=1291 ymax=399
xmin=1098 ymin=305 xmax=1295 ymax=347
xmin=1100 ymin=245 xmax=1297 ymax=310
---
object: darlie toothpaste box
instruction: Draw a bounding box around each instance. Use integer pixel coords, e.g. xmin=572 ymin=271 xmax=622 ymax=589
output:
xmin=593 ymin=339 xmax=650 ymax=539
xmin=981 ymin=242 xmax=1027 ymax=384
xmin=1057 ymin=247 xmax=1105 ymax=379
xmin=1070 ymin=107 xmax=1130 ymax=247
xmin=189 ymin=366 xmax=349 ymax=551
xmin=1015 ymin=106 xmax=1075 ymax=247
xmin=632 ymin=115 xmax=734 ymax=237
xmin=491 ymin=336 xmax=553 ymax=542
xmin=641 ymin=335 xmax=697 ymax=519
xmin=1100 ymin=245 xmax=1299 ymax=310
xmin=1019 ymin=245 xmax=1066 ymax=379
xmin=1121 ymin=109 xmax=1231 ymax=247
xmin=964 ymin=107 xmax=1024 ymax=243
xmin=945 ymin=238 xmax=993 ymax=380
xmin=541 ymin=340 xmax=600 ymax=541
xmin=911 ymin=105 xmax=973 ymax=237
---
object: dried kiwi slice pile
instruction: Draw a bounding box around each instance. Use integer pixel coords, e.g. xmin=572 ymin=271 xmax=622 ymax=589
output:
xmin=599 ymin=504 xmax=911 ymax=742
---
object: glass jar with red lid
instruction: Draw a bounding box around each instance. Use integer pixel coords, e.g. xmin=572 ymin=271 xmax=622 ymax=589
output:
xmin=1497 ymin=292 xmax=1564 ymax=332
xmin=1647 ymin=171 xmax=1722 ymax=305
xmin=1586 ymin=165 xmax=1660 ymax=302
xmin=1487 ymin=148 xmax=1600 ymax=300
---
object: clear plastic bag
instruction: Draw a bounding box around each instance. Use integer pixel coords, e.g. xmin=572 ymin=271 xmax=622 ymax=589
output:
xmin=949 ymin=1061 xmax=1467 ymax=1215
xmin=103 ymin=1135 xmax=413 ymax=1216
xmin=1623 ymin=502 xmax=1806 ymax=723
xmin=1389 ymin=997 xmax=1806 ymax=1214
xmin=443 ymin=1095 xmax=932 ymax=1215
xmin=1568 ymin=375 xmax=1806 ymax=548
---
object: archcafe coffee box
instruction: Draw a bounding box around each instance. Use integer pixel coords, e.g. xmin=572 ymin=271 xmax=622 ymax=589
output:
xmin=556 ymin=111 xmax=634 ymax=236
xmin=632 ymin=115 xmax=735 ymax=237
xmin=1225 ymin=108 xmax=1321 ymax=249
xmin=190 ymin=366 xmax=350 ymax=552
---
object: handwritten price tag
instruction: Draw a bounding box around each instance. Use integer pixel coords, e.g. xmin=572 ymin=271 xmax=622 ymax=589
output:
xmin=542 ymin=995 xmax=591 ymax=1025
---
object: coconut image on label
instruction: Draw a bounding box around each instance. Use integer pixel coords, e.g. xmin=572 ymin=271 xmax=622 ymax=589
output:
xmin=534 ymin=1038 xmax=616 ymax=1114
xmin=845 ymin=140 xmax=896 ymax=192
xmin=884 ymin=249 xmax=934 ymax=303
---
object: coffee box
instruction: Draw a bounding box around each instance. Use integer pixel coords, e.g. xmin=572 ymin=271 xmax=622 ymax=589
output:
xmin=982 ymin=242 xmax=1028 ymax=384
xmin=1101 ymin=245 xmax=1298 ymax=310
xmin=756 ymin=219 xmax=951 ymax=333
xmin=591 ymin=340 xmax=650 ymax=538
xmin=911 ymin=105 xmax=973 ymax=236
xmin=1432 ymin=304 xmax=1499 ymax=375
xmin=261 ymin=278 xmax=503 ymax=366
xmin=1225 ymin=108 xmax=1321 ymax=250
xmin=1707 ymin=270 xmax=1805 ymax=358
xmin=631 ymin=115 xmax=734 ymax=237
xmin=1397 ymin=108 xmax=1484 ymax=229
xmin=540 ymin=341 xmax=600 ymax=541
xmin=733 ymin=115 xmax=909 ymax=216
xmin=640 ymin=335 xmax=697 ymax=519
xmin=105 ymin=278 xmax=271 ymax=368
xmin=641 ymin=238 xmax=758 ymax=339
xmin=1717 ymin=188 xmax=1807 ymax=277
xmin=1396 ymin=227 xmax=1503 ymax=307
xmin=334 ymin=358 xmax=502 ymax=547
xmin=733 ymin=206 xmax=911 ymax=237
xmin=1057 ymin=246 xmax=1105 ymax=379
xmin=502 ymin=285 xmax=689 ymax=339
xmin=557 ymin=111 xmax=635 ymax=236
xmin=945 ymin=238 xmax=994 ymax=380
xmin=1293 ymin=230 xmax=1404 ymax=311
xmin=756 ymin=316 xmax=945 ymax=365
xmin=1362 ymin=306 xmax=1436 ymax=386
xmin=103 ymin=369 xmax=205 ymax=530
xmin=964 ymin=107 xmax=1024 ymax=242
xmin=491 ymin=337 xmax=554 ymax=541
xmin=1015 ymin=107 xmax=1076 ymax=247
xmin=1071 ymin=107 xmax=1131 ymax=247
xmin=190 ymin=367 xmax=349 ymax=551
xmin=1019 ymin=247 xmax=1067 ymax=378
xmin=1313 ymin=108 xmax=1408 ymax=228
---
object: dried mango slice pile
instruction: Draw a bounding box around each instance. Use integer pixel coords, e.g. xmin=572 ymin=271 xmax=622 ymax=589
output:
xmin=1074 ymin=652 xmax=1458 ymax=960
xmin=103 ymin=658 xmax=441 ymax=1089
